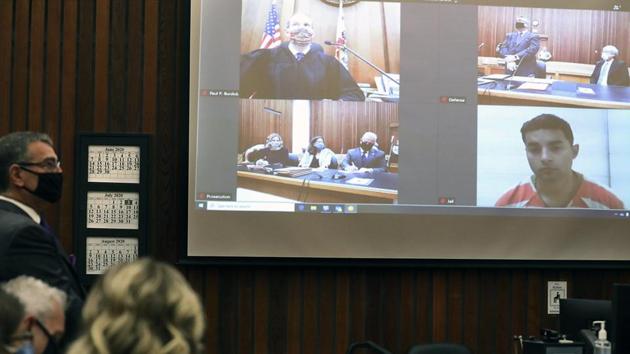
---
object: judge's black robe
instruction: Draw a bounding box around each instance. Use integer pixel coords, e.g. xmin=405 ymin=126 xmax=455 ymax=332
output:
xmin=240 ymin=42 xmax=365 ymax=101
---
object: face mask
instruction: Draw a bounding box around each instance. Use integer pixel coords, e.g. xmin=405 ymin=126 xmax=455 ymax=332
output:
xmin=360 ymin=142 xmax=374 ymax=152
xmin=41 ymin=341 xmax=60 ymax=354
xmin=313 ymin=142 xmax=325 ymax=151
xmin=515 ymin=22 xmax=525 ymax=30
xmin=19 ymin=167 xmax=63 ymax=203
xmin=601 ymin=53 xmax=613 ymax=61
xmin=267 ymin=141 xmax=283 ymax=151
xmin=13 ymin=342 xmax=35 ymax=354
xmin=35 ymin=319 xmax=60 ymax=354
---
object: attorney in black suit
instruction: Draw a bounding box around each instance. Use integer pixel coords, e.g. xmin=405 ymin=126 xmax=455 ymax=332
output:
xmin=0 ymin=131 xmax=85 ymax=352
xmin=341 ymin=131 xmax=387 ymax=173
xmin=590 ymin=45 xmax=630 ymax=86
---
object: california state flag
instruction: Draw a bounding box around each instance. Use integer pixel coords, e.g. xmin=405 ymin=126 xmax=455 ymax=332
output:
xmin=335 ymin=1 xmax=349 ymax=69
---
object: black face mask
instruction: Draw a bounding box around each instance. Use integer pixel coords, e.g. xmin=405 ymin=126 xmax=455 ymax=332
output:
xmin=360 ymin=142 xmax=374 ymax=152
xmin=19 ymin=167 xmax=63 ymax=203
xmin=35 ymin=319 xmax=61 ymax=354
xmin=515 ymin=22 xmax=525 ymax=30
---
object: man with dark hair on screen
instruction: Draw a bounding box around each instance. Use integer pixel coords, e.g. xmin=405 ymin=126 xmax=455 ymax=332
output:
xmin=590 ymin=45 xmax=630 ymax=87
xmin=495 ymin=114 xmax=624 ymax=209
xmin=497 ymin=16 xmax=540 ymax=77
xmin=240 ymin=13 xmax=365 ymax=101
xmin=0 ymin=132 xmax=85 ymax=351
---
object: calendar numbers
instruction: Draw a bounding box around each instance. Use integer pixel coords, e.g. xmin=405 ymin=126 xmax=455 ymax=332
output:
xmin=88 ymin=146 xmax=140 ymax=183
xmin=86 ymin=237 xmax=138 ymax=275
xmin=87 ymin=192 xmax=140 ymax=229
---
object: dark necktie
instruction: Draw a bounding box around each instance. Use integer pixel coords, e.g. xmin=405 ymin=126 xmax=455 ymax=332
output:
xmin=296 ymin=52 xmax=305 ymax=62
xmin=360 ymin=152 xmax=367 ymax=167
xmin=40 ymin=217 xmax=56 ymax=238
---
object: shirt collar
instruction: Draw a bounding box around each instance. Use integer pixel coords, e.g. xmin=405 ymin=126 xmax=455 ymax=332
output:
xmin=0 ymin=195 xmax=41 ymax=223
xmin=288 ymin=42 xmax=311 ymax=57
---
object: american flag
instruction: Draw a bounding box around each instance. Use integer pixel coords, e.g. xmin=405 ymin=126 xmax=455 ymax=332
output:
xmin=260 ymin=1 xmax=281 ymax=49
xmin=335 ymin=1 xmax=349 ymax=69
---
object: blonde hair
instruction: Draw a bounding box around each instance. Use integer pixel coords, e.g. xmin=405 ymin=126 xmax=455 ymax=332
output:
xmin=67 ymin=258 xmax=205 ymax=354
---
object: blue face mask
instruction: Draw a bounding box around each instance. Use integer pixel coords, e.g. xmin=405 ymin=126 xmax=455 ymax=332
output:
xmin=313 ymin=142 xmax=325 ymax=151
xmin=13 ymin=342 xmax=35 ymax=354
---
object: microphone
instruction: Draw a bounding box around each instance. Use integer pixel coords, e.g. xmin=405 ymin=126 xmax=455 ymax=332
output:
xmin=324 ymin=40 xmax=400 ymax=85
xmin=505 ymin=55 xmax=525 ymax=90
xmin=478 ymin=42 xmax=485 ymax=49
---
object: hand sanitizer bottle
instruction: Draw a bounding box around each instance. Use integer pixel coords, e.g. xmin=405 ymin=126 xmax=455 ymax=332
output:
xmin=593 ymin=321 xmax=612 ymax=354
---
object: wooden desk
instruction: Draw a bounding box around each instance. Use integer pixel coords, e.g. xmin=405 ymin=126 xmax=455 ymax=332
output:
xmin=478 ymin=76 xmax=630 ymax=109
xmin=237 ymin=170 xmax=398 ymax=204
xmin=478 ymin=57 xmax=630 ymax=84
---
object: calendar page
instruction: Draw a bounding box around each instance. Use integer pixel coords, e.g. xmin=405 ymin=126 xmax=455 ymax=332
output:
xmin=87 ymin=192 xmax=140 ymax=229
xmin=86 ymin=237 xmax=139 ymax=275
xmin=88 ymin=145 xmax=140 ymax=183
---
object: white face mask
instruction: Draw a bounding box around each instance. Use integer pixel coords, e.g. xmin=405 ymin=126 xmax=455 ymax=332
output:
xmin=601 ymin=53 xmax=613 ymax=61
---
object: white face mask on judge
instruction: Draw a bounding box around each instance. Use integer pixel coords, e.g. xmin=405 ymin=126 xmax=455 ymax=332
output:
xmin=287 ymin=14 xmax=314 ymax=46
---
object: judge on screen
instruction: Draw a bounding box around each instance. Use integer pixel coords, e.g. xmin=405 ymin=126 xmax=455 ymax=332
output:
xmin=239 ymin=13 xmax=365 ymax=101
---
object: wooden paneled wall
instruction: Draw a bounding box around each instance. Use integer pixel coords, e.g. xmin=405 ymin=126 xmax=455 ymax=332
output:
xmin=185 ymin=266 xmax=630 ymax=354
xmin=239 ymin=100 xmax=398 ymax=156
xmin=241 ymin=0 xmax=400 ymax=85
xmin=478 ymin=6 xmax=630 ymax=65
xmin=239 ymin=100 xmax=294 ymax=153
xmin=2 ymin=2 xmax=630 ymax=354
xmin=310 ymin=101 xmax=398 ymax=155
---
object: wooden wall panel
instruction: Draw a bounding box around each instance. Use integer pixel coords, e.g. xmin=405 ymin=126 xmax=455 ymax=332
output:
xmin=478 ymin=7 xmax=630 ymax=65
xmin=3 ymin=2 xmax=630 ymax=354
xmin=239 ymin=99 xmax=294 ymax=153
xmin=311 ymin=101 xmax=398 ymax=155
xmin=0 ymin=0 xmax=13 ymax=135
xmin=240 ymin=0 xmax=400 ymax=86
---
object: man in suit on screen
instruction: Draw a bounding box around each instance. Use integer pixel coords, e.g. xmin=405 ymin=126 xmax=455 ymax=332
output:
xmin=497 ymin=17 xmax=540 ymax=77
xmin=590 ymin=45 xmax=630 ymax=86
xmin=240 ymin=13 xmax=365 ymax=101
xmin=341 ymin=132 xmax=387 ymax=174
xmin=495 ymin=114 xmax=624 ymax=209
xmin=0 ymin=132 xmax=85 ymax=351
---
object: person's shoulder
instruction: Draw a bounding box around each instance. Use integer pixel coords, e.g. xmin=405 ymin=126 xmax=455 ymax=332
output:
xmin=495 ymin=178 xmax=535 ymax=207
xmin=243 ymin=43 xmax=289 ymax=59
xmin=579 ymin=178 xmax=625 ymax=209
xmin=0 ymin=205 xmax=36 ymax=232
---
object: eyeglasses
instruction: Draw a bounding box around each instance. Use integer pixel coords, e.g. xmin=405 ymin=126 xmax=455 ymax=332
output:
xmin=10 ymin=331 xmax=34 ymax=342
xmin=16 ymin=159 xmax=61 ymax=170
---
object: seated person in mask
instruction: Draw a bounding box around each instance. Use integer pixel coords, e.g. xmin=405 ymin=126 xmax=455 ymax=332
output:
xmin=341 ymin=132 xmax=386 ymax=174
xmin=298 ymin=136 xmax=338 ymax=169
xmin=497 ymin=16 xmax=540 ymax=77
xmin=244 ymin=133 xmax=291 ymax=167
xmin=590 ymin=45 xmax=629 ymax=86
xmin=2 ymin=276 xmax=67 ymax=354
xmin=0 ymin=287 xmax=31 ymax=354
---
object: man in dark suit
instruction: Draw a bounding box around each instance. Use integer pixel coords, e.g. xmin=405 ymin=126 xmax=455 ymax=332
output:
xmin=0 ymin=132 xmax=85 ymax=352
xmin=497 ymin=17 xmax=540 ymax=77
xmin=341 ymin=131 xmax=387 ymax=173
xmin=590 ymin=45 xmax=630 ymax=86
